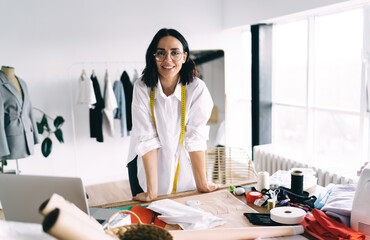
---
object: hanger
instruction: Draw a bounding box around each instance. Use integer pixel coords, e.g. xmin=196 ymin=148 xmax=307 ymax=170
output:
xmin=80 ymin=69 xmax=86 ymax=80
xmin=105 ymin=68 xmax=109 ymax=79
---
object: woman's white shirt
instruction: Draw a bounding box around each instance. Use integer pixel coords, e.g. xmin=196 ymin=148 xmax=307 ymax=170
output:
xmin=128 ymin=77 xmax=213 ymax=195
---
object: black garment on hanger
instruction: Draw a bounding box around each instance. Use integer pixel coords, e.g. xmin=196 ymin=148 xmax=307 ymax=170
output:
xmin=89 ymin=74 xmax=104 ymax=142
xmin=120 ymin=71 xmax=133 ymax=131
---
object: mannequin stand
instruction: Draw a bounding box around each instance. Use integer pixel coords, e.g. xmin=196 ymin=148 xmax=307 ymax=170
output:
xmin=0 ymin=159 xmax=19 ymax=174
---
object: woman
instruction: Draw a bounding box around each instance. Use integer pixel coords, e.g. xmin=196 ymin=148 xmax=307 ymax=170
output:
xmin=127 ymin=28 xmax=218 ymax=202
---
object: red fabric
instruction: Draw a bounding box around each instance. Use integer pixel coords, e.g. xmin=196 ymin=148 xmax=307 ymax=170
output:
xmin=129 ymin=205 xmax=166 ymax=228
xmin=301 ymin=209 xmax=365 ymax=240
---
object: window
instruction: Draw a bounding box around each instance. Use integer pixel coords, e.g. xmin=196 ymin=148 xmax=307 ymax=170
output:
xmin=272 ymin=7 xmax=369 ymax=179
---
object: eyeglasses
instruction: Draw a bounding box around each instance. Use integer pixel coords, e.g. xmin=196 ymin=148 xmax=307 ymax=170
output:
xmin=153 ymin=50 xmax=184 ymax=62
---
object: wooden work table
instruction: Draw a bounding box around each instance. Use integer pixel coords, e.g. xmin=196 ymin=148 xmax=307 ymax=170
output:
xmin=0 ymin=183 xmax=318 ymax=239
xmin=92 ymin=181 xmax=269 ymax=213
xmin=93 ymin=183 xmax=315 ymax=240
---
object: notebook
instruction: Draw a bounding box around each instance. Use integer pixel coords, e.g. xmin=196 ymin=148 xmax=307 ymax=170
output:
xmin=0 ymin=174 xmax=118 ymax=226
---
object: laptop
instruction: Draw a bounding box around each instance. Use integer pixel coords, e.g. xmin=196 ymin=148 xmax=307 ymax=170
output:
xmin=0 ymin=174 xmax=119 ymax=227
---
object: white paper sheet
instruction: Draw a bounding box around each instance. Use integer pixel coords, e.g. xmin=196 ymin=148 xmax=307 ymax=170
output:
xmin=0 ymin=220 xmax=56 ymax=240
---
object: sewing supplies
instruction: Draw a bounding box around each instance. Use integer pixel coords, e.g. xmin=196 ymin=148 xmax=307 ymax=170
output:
xmin=229 ymin=185 xmax=235 ymax=192
xmin=185 ymin=200 xmax=201 ymax=208
xmin=233 ymin=187 xmax=246 ymax=196
xmin=291 ymin=170 xmax=304 ymax=195
xmin=256 ymin=171 xmax=270 ymax=191
xmin=151 ymin=212 xmax=156 ymax=224
xmin=267 ymin=199 xmax=276 ymax=210
xmin=244 ymin=213 xmax=282 ymax=226
xmin=265 ymin=189 xmax=278 ymax=210
xmin=270 ymin=206 xmax=306 ymax=225
xmin=279 ymin=199 xmax=290 ymax=206
xmin=253 ymin=195 xmax=269 ymax=207
xmin=286 ymin=202 xmax=310 ymax=212
xmin=246 ymin=191 xmax=263 ymax=204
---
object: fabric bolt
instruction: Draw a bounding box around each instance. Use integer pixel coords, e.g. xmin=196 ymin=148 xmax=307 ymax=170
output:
xmin=320 ymin=184 xmax=356 ymax=227
xmin=102 ymin=72 xmax=118 ymax=136
xmin=325 ymin=211 xmax=350 ymax=228
xmin=128 ymin=77 xmax=213 ymax=195
xmin=77 ymin=71 xmax=96 ymax=107
xmin=89 ymin=74 xmax=104 ymax=142
xmin=302 ymin=209 xmax=365 ymax=240
xmin=0 ymin=71 xmax=39 ymax=159
xmin=113 ymin=80 xmax=129 ymax=137
xmin=120 ymin=71 xmax=133 ymax=132
xmin=148 ymin=199 xmax=226 ymax=230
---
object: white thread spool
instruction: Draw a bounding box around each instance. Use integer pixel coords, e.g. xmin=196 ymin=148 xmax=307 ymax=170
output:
xmin=256 ymin=171 xmax=270 ymax=191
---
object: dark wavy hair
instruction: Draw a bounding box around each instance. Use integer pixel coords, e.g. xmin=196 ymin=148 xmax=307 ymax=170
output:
xmin=141 ymin=28 xmax=199 ymax=89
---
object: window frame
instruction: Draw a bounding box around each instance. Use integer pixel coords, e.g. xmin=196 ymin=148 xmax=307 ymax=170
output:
xmin=270 ymin=4 xmax=370 ymax=174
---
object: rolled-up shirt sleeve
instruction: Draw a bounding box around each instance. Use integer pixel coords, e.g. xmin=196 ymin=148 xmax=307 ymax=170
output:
xmin=184 ymin=80 xmax=213 ymax=152
xmin=131 ymin=81 xmax=161 ymax=157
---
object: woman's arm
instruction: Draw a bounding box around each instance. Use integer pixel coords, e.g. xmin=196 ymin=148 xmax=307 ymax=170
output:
xmin=132 ymin=149 xmax=159 ymax=201
xmin=189 ymin=151 xmax=219 ymax=193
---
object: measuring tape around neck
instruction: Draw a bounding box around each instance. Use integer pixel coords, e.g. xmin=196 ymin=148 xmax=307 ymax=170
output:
xmin=150 ymin=84 xmax=186 ymax=194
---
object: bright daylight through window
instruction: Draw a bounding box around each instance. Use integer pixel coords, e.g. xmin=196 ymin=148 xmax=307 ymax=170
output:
xmin=272 ymin=7 xmax=369 ymax=180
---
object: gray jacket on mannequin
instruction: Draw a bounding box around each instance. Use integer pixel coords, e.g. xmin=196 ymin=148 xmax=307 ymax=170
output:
xmin=0 ymin=71 xmax=39 ymax=160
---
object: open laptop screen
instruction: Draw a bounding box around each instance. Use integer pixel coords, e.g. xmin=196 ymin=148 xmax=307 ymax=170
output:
xmin=0 ymin=174 xmax=89 ymax=224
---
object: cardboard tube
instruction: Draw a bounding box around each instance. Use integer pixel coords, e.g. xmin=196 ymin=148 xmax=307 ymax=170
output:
xmin=169 ymin=225 xmax=304 ymax=240
xmin=39 ymin=193 xmax=103 ymax=231
xmin=43 ymin=208 xmax=116 ymax=240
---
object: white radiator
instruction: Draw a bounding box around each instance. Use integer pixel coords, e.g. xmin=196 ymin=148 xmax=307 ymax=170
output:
xmin=253 ymin=144 xmax=358 ymax=187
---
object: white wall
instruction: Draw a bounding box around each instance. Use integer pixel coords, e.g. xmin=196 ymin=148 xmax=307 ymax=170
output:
xmin=0 ymin=0 xmax=353 ymax=186
xmin=0 ymin=0 xmax=230 ymax=186
xmin=223 ymin=0 xmax=360 ymax=28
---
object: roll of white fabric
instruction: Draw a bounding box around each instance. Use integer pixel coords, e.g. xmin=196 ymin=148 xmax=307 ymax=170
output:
xmin=270 ymin=207 xmax=306 ymax=225
xmin=256 ymin=171 xmax=270 ymax=191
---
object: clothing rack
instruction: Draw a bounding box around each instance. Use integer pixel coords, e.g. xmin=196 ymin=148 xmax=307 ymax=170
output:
xmin=70 ymin=61 xmax=145 ymax=82
xmin=67 ymin=61 xmax=144 ymax=175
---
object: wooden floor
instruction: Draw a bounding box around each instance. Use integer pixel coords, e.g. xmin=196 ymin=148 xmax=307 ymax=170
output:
xmin=85 ymin=180 xmax=132 ymax=207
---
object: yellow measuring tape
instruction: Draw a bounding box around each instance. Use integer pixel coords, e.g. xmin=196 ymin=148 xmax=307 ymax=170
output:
xmin=150 ymin=85 xmax=186 ymax=194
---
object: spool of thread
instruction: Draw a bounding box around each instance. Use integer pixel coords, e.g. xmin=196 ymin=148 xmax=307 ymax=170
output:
xmin=270 ymin=206 xmax=307 ymax=225
xmin=291 ymin=170 xmax=304 ymax=195
xmin=267 ymin=199 xmax=276 ymax=210
xmin=257 ymin=171 xmax=270 ymax=191
xmin=246 ymin=191 xmax=263 ymax=204
xmin=233 ymin=187 xmax=246 ymax=196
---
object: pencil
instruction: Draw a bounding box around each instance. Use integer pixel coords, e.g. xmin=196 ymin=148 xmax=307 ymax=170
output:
xmin=151 ymin=212 xmax=156 ymax=224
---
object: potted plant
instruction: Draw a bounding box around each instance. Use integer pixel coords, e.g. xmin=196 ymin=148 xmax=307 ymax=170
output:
xmin=35 ymin=109 xmax=65 ymax=158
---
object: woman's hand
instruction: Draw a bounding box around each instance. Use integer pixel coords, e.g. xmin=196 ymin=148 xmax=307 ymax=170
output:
xmin=196 ymin=182 xmax=219 ymax=193
xmin=189 ymin=151 xmax=220 ymax=194
xmin=132 ymin=192 xmax=158 ymax=202
xmin=134 ymin=149 xmax=158 ymax=202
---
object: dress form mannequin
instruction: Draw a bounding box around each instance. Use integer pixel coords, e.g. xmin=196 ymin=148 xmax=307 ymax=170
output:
xmin=0 ymin=66 xmax=23 ymax=174
xmin=1 ymin=66 xmax=23 ymax=99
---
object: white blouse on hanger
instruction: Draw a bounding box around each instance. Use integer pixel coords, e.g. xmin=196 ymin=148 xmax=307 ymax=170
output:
xmin=103 ymin=70 xmax=118 ymax=136
xmin=77 ymin=70 xmax=96 ymax=107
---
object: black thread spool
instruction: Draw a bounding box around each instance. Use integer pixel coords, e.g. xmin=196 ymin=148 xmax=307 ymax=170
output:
xmin=291 ymin=170 xmax=304 ymax=195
